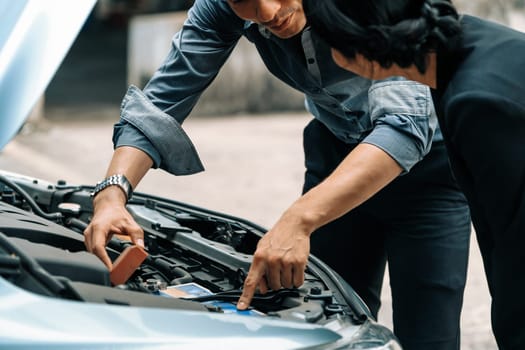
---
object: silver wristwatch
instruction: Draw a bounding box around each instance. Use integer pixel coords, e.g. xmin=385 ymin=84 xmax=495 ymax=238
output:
xmin=91 ymin=174 xmax=133 ymax=201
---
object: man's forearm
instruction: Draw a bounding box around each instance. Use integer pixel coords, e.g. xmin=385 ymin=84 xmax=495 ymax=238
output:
xmin=105 ymin=146 xmax=153 ymax=189
xmin=93 ymin=146 xmax=154 ymax=207
xmin=287 ymin=143 xmax=403 ymax=234
xmin=86 ymin=146 xmax=152 ymax=267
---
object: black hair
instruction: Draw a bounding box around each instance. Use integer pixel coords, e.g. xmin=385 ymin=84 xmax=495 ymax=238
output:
xmin=304 ymin=0 xmax=462 ymax=73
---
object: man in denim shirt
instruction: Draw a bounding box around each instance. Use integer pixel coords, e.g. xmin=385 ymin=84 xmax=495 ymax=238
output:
xmin=84 ymin=1 xmax=470 ymax=348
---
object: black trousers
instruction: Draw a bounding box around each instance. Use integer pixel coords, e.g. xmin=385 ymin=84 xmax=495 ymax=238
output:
xmin=302 ymin=119 xmax=471 ymax=350
xmin=440 ymin=101 xmax=525 ymax=350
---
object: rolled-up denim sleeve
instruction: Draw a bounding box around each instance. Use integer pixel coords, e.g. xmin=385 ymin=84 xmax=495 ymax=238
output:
xmin=362 ymin=79 xmax=437 ymax=173
xmin=113 ymin=118 xmax=162 ymax=169
xmin=112 ymin=0 xmax=243 ymax=175
xmin=114 ymin=85 xmax=204 ymax=175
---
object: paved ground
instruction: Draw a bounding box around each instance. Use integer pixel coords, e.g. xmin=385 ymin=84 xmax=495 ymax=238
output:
xmin=0 ymin=110 xmax=497 ymax=349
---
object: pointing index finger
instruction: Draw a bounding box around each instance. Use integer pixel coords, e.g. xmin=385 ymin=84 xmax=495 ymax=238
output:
xmin=236 ymin=262 xmax=264 ymax=310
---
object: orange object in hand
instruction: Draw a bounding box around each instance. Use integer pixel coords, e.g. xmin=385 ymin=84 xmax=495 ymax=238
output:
xmin=110 ymin=245 xmax=148 ymax=286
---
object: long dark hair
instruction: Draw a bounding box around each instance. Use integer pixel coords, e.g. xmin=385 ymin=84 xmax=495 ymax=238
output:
xmin=304 ymin=0 xmax=462 ymax=73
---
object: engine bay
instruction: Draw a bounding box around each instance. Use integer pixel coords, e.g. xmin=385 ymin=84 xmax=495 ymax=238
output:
xmin=0 ymin=171 xmax=370 ymax=325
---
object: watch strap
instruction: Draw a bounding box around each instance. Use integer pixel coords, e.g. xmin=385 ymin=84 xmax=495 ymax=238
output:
xmin=91 ymin=174 xmax=133 ymax=201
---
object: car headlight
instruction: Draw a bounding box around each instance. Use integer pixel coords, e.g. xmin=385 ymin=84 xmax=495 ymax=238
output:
xmin=317 ymin=318 xmax=403 ymax=350
xmin=341 ymin=320 xmax=402 ymax=350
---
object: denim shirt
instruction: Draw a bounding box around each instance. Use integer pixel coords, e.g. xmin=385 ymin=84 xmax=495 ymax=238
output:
xmin=114 ymin=0 xmax=440 ymax=175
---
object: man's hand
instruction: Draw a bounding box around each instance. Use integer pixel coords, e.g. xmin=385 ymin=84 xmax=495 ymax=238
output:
xmin=236 ymin=144 xmax=403 ymax=310
xmin=236 ymin=212 xmax=311 ymax=310
xmin=84 ymin=186 xmax=144 ymax=269
xmin=84 ymin=146 xmax=153 ymax=269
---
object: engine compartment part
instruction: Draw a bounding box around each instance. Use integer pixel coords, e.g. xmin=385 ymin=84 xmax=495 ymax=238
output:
xmin=110 ymin=245 xmax=149 ymax=286
xmin=0 ymin=171 xmax=371 ymax=325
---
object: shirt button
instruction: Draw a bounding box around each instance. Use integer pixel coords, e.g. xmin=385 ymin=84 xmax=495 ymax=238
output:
xmin=307 ymin=58 xmax=315 ymax=64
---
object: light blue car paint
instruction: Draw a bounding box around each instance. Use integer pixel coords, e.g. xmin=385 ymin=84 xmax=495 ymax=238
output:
xmin=0 ymin=0 xmax=96 ymax=149
xmin=0 ymin=278 xmax=342 ymax=349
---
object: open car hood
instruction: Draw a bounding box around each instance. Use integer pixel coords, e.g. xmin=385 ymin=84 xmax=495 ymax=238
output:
xmin=0 ymin=0 xmax=96 ymax=150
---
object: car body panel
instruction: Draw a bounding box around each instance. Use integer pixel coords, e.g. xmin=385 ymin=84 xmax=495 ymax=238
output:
xmin=0 ymin=278 xmax=341 ymax=349
xmin=0 ymin=0 xmax=96 ymax=149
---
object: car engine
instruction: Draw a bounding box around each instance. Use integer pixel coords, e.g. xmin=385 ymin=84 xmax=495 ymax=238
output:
xmin=0 ymin=170 xmax=370 ymax=326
